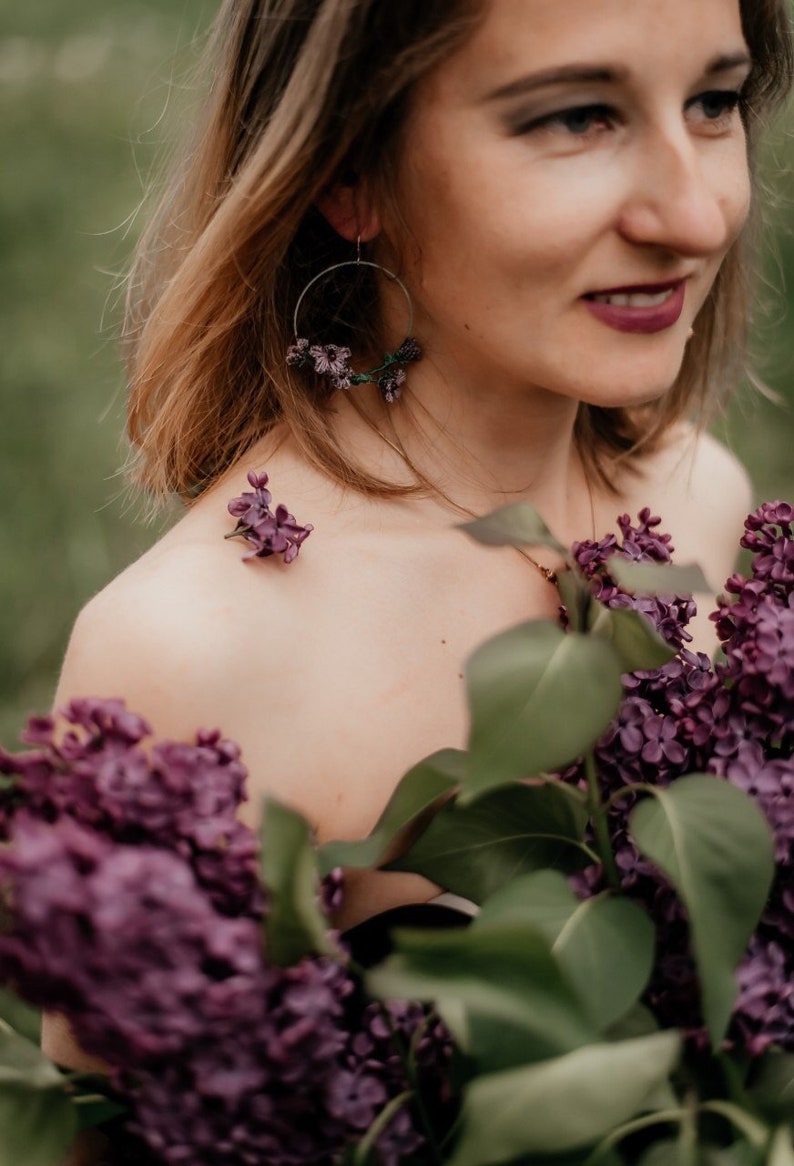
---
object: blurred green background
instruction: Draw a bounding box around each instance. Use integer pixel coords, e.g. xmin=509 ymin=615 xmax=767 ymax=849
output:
xmin=1 ymin=3 xmax=793 ymax=746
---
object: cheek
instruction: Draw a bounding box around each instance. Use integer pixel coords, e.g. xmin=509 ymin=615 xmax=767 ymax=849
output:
xmin=715 ymin=139 xmax=752 ymax=246
xmin=728 ymin=172 xmax=752 ymax=244
xmin=400 ymin=153 xmax=615 ymax=305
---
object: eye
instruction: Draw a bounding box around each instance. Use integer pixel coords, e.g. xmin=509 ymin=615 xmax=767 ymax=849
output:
xmin=686 ymin=89 xmax=744 ymax=130
xmin=515 ymin=103 xmax=615 ymax=139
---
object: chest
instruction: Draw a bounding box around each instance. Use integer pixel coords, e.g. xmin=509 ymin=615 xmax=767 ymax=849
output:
xmin=231 ymin=549 xmax=560 ymax=842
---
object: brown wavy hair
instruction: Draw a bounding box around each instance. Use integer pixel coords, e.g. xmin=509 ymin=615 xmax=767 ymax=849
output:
xmin=124 ymin=0 xmax=793 ymax=500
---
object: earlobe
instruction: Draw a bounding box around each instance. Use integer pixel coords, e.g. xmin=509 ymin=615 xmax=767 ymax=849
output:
xmin=315 ymin=181 xmax=381 ymax=243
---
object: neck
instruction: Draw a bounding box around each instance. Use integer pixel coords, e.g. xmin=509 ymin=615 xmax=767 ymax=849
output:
xmin=331 ymin=357 xmax=599 ymax=546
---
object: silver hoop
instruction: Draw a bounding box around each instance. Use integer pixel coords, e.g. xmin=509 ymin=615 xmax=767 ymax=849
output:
xmin=286 ymin=257 xmax=422 ymax=404
xmin=292 ymin=259 xmax=414 ymax=340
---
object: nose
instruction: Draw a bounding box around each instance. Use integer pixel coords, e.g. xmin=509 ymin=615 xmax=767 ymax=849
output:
xmin=617 ymin=126 xmax=744 ymax=258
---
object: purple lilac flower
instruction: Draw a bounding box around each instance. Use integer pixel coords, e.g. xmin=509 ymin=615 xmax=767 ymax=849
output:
xmin=572 ymin=508 xmax=696 ymax=652
xmin=328 ymin=1070 xmax=388 ymax=1130
xmin=0 ymin=700 xmax=454 ymax=1164
xmin=331 ymin=370 xmax=352 ymax=391
xmin=308 ymin=344 xmax=352 ymax=378
xmin=394 ymin=337 xmax=422 ymax=364
xmin=0 ymin=815 xmax=451 ymax=1164
xmin=286 ymin=338 xmax=310 ymax=367
xmin=320 ymin=866 xmax=346 ymax=916
xmin=733 ymin=935 xmax=794 ymax=1057
xmin=0 ymin=699 xmax=260 ymax=918
xmin=226 ymin=471 xmax=313 ymax=564
xmin=0 ymin=817 xmax=255 ymax=1058
xmin=378 ymin=368 xmax=406 ymax=403
xmin=287 ymin=338 xmax=354 ymax=381
xmin=115 ymin=990 xmax=452 ymax=1166
xmin=569 ymin=506 xmax=794 ymax=1056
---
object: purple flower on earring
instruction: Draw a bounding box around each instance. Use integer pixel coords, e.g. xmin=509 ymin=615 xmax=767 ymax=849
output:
xmin=394 ymin=337 xmax=422 ymax=364
xmin=309 ymin=344 xmax=352 ymax=377
xmin=286 ymin=338 xmax=310 ymax=367
xmin=226 ymin=472 xmax=313 ymax=564
xmin=378 ymin=368 xmax=406 ymax=404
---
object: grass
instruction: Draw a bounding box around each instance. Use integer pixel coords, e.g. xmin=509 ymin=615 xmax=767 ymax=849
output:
xmin=0 ymin=2 xmax=211 ymax=742
xmin=1 ymin=5 xmax=793 ymax=746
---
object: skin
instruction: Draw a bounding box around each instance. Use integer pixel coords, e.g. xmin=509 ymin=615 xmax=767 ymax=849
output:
xmin=50 ymin=0 xmax=757 ymax=1155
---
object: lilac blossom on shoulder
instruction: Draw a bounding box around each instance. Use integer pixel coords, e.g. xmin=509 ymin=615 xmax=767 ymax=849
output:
xmin=225 ymin=471 xmax=313 ymax=564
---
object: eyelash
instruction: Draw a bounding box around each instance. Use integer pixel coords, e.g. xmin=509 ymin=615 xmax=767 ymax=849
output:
xmin=517 ymin=89 xmax=745 ymax=139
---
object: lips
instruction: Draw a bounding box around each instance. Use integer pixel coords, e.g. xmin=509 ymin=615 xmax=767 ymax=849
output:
xmin=582 ymin=280 xmax=687 ymax=334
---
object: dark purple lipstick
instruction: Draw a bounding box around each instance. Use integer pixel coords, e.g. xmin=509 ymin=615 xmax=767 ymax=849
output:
xmin=582 ymin=280 xmax=686 ymax=334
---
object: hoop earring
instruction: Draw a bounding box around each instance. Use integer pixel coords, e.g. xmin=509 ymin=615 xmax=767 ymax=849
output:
xmin=286 ymin=244 xmax=422 ymax=404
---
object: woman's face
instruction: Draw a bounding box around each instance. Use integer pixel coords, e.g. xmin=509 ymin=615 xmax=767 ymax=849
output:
xmin=389 ymin=0 xmax=752 ymax=408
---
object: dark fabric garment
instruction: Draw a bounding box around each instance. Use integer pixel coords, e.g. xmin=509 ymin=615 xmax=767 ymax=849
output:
xmin=343 ymin=902 xmax=474 ymax=969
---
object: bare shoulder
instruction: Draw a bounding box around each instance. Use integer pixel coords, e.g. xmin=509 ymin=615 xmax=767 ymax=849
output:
xmin=47 ymin=450 xmax=342 ymax=1100
xmin=56 ymin=474 xmax=318 ymax=741
xmin=624 ymin=423 xmax=753 ymax=591
xmin=647 ymin=423 xmax=752 ymax=512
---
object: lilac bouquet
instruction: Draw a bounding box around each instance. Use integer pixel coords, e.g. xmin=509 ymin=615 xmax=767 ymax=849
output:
xmin=567 ymin=504 xmax=793 ymax=1058
xmin=0 ymin=503 xmax=792 ymax=1166
xmin=0 ymin=705 xmax=451 ymax=1165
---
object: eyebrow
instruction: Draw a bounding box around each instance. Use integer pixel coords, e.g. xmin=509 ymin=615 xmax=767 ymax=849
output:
xmin=484 ymin=51 xmax=753 ymax=103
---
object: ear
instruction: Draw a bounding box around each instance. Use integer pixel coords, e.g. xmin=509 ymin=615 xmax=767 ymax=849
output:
xmin=315 ymin=179 xmax=381 ymax=243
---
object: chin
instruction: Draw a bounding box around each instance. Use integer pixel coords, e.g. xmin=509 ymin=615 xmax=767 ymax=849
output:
xmin=567 ymin=356 xmax=684 ymax=411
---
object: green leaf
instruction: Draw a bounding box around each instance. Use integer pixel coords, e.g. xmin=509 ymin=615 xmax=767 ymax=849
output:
xmin=455 ymin=874 xmax=589 ymax=1073
xmin=388 ymin=785 xmax=589 ymax=903
xmin=367 ymin=923 xmax=596 ymax=1062
xmin=259 ymin=797 xmax=336 ymax=967
xmin=459 ymin=503 xmax=566 ymax=553
xmin=0 ymin=988 xmax=40 ymax=1044
xmin=604 ymin=1003 xmax=659 ymax=1042
xmin=318 ymin=750 xmax=463 ymax=875
xmin=588 ymin=605 xmax=677 ymax=673
xmin=463 ymin=1012 xmax=555 ymax=1075
xmin=636 ymin=1142 xmax=755 ymax=1166
xmin=748 ymin=1053 xmax=794 ymax=1122
xmin=557 ymin=568 xmax=597 ymax=634
xmin=73 ymin=1092 xmax=126 ymax=1131
xmin=699 ymin=1102 xmax=769 ymax=1148
xmin=464 ymin=622 xmax=624 ymax=799
xmin=475 ymin=869 xmax=581 ymax=938
xmin=629 ymin=776 xmax=775 ymax=1046
xmin=634 ymin=1141 xmax=680 ymax=1166
xmin=768 ymin=1126 xmax=794 ymax=1166
xmin=478 ymin=883 xmax=657 ymax=1053
xmin=0 ymin=1084 xmax=77 ymax=1166
xmin=446 ymin=1031 xmax=681 ymax=1166
xmin=0 ymin=1025 xmax=65 ymax=1090
xmin=352 ymin=1090 xmax=413 ymax=1165
xmin=587 ymin=1108 xmax=691 ymax=1165
xmin=552 ymin=895 xmax=655 ymax=1031
xmin=609 ymin=560 xmax=711 ymax=596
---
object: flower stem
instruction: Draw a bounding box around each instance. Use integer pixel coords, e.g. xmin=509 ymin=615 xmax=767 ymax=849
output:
xmin=379 ymin=1005 xmax=444 ymax=1165
xmin=584 ymin=750 xmax=620 ymax=889
xmin=677 ymin=1091 xmax=699 ymax=1166
xmin=604 ymin=782 xmax=652 ymax=811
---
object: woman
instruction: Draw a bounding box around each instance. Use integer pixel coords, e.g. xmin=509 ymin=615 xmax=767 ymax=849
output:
xmin=46 ymin=0 xmax=792 ymax=1148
